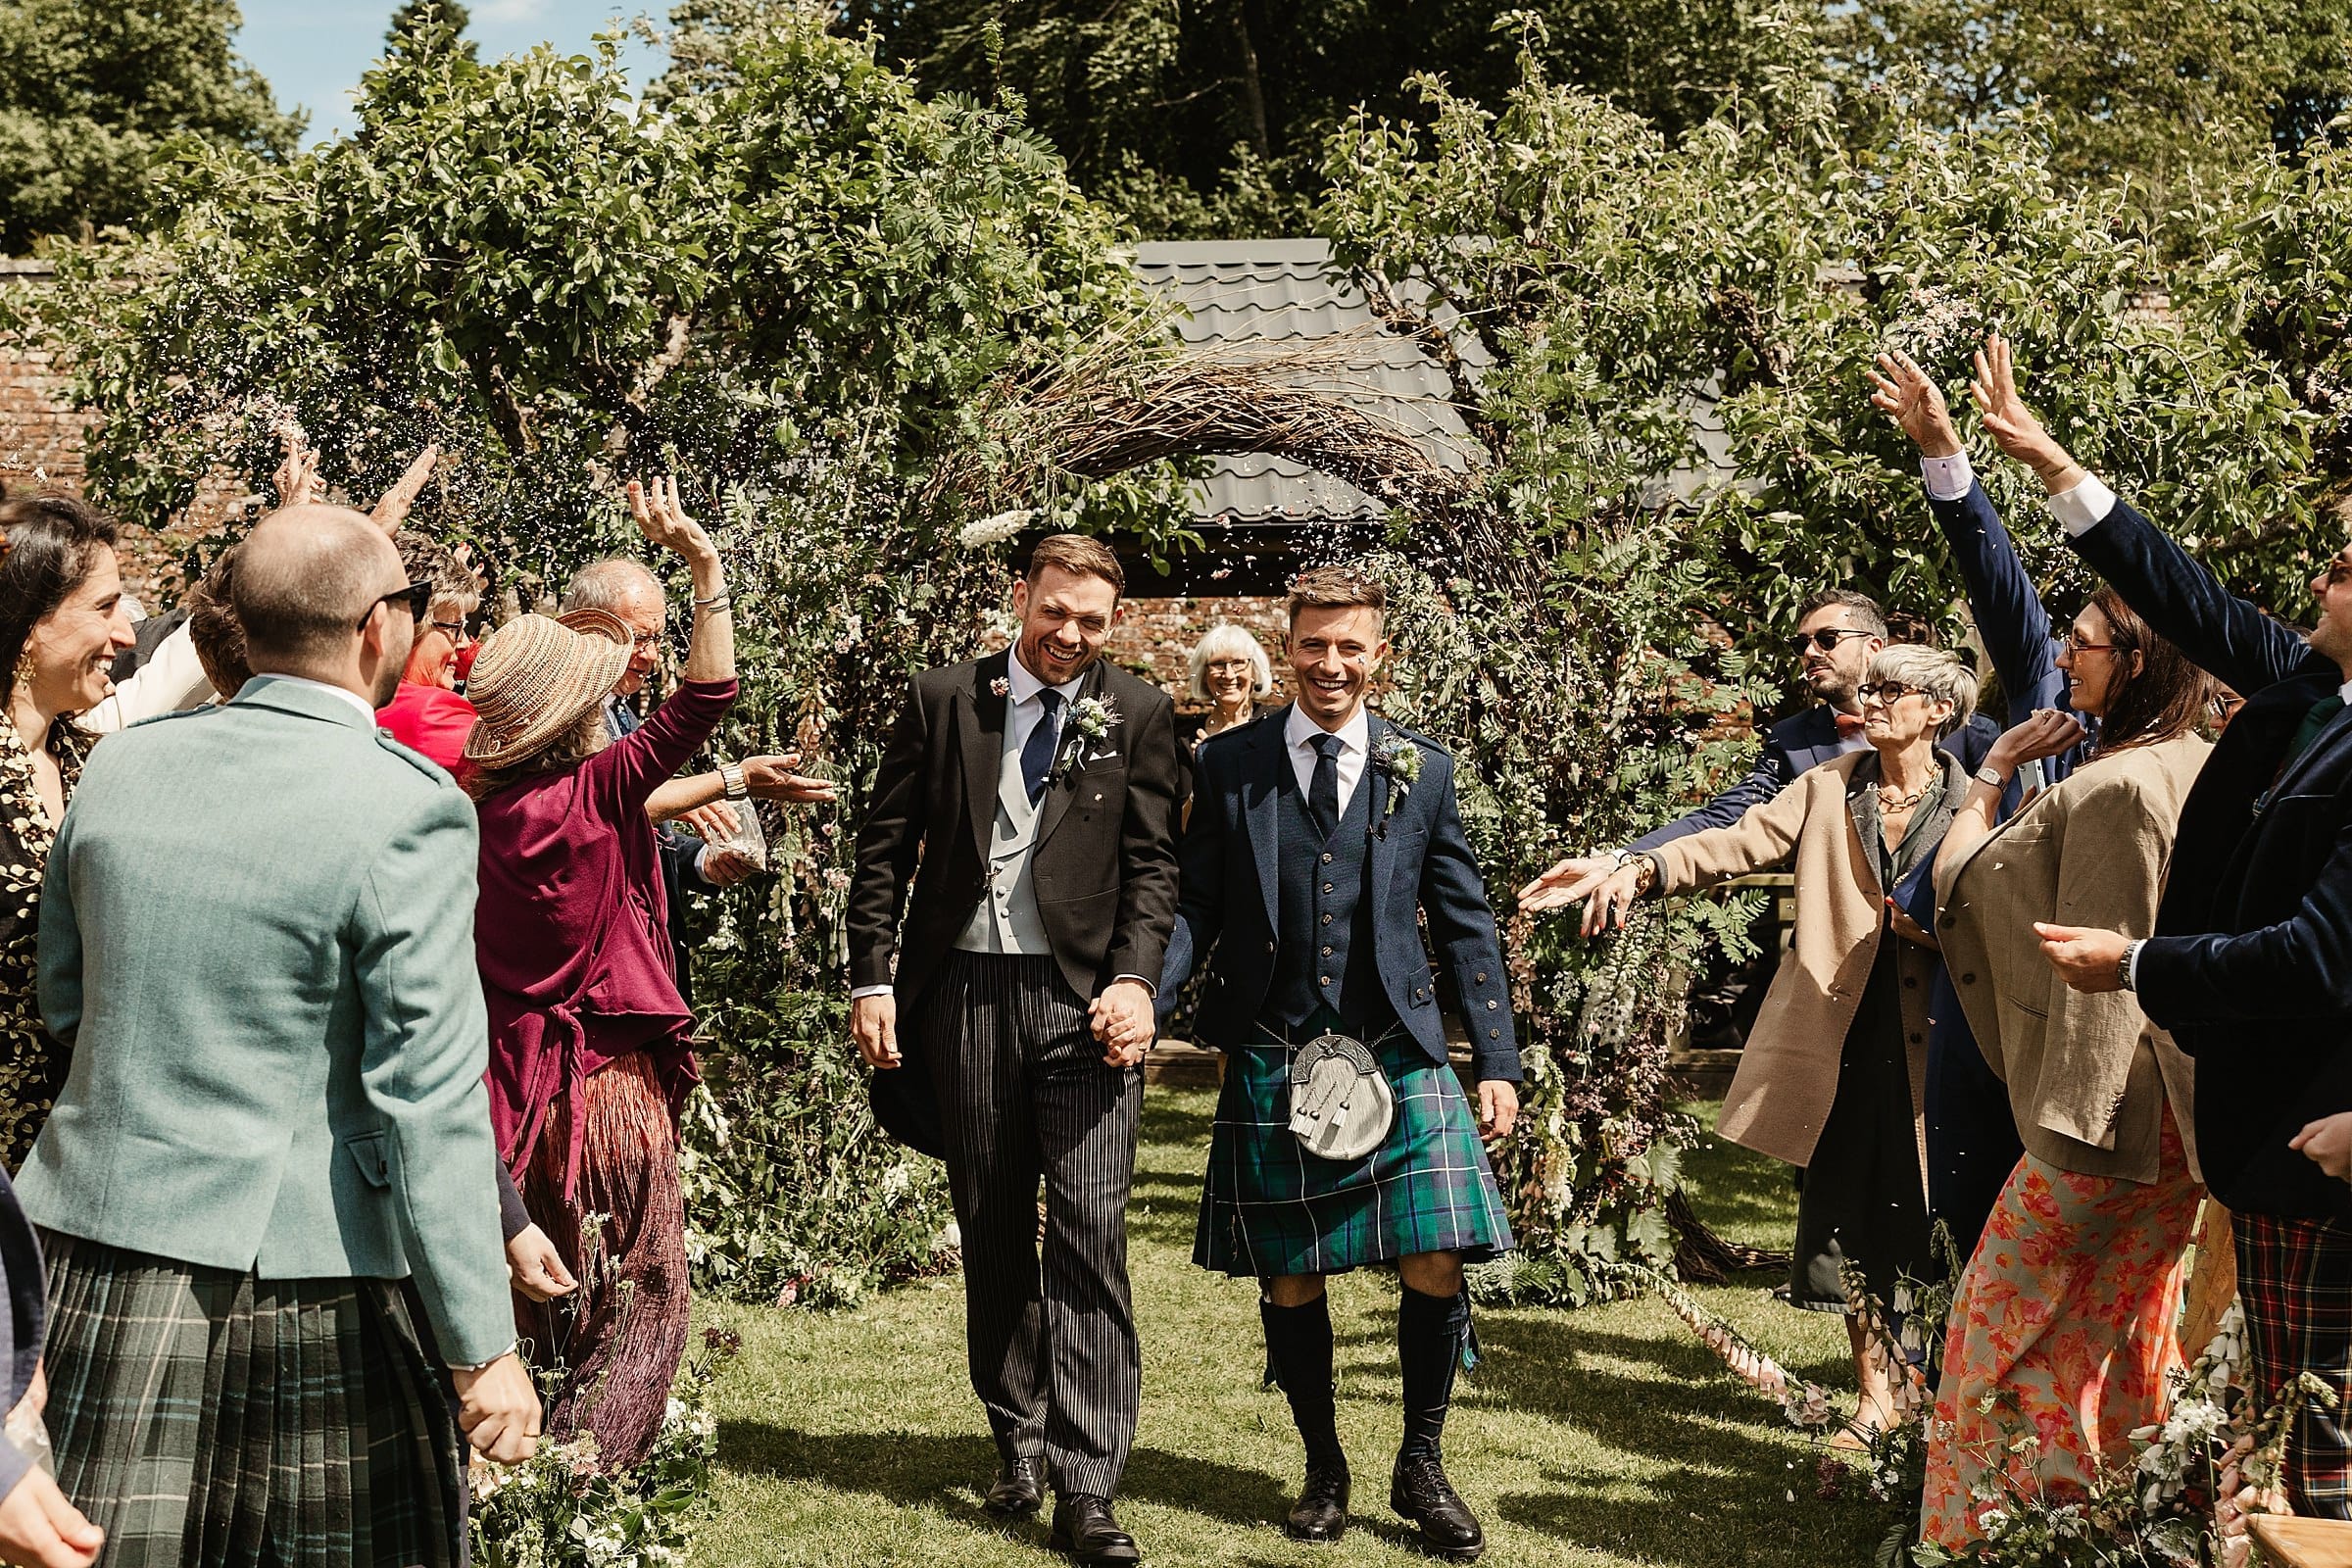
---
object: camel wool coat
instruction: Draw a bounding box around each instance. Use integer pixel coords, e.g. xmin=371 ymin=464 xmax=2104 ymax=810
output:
xmin=1648 ymin=750 xmax=1952 ymax=1174
xmin=1932 ymin=734 xmax=2210 ymax=1184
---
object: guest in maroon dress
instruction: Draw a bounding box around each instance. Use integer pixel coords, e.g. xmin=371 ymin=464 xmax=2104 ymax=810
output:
xmin=376 ymin=531 xmax=481 ymax=770
xmin=461 ymin=477 xmax=735 ymax=1470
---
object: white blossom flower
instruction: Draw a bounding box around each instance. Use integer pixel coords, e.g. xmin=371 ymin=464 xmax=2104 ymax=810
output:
xmin=957 ymin=509 xmax=1032 ymax=548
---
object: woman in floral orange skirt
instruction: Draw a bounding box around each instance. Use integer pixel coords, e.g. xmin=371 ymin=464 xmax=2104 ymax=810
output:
xmin=1922 ymin=587 xmax=2214 ymax=1546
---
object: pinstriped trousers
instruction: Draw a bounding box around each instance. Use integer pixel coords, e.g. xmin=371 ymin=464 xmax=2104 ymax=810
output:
xmin=918 ymin=950 xmax=1143 ymax=1499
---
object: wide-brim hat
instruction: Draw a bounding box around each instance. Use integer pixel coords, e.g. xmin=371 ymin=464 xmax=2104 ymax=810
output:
xmin=462 ymin=613 xmax=632 ymax=769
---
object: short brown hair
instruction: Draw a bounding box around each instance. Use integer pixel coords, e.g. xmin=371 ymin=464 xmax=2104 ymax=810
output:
xmin=1024 ymin=533 xmax=1123 ymax=596
xmin=185 ymin=543 xmax=252 ymax=699
xmin=1287 ymin=564 xmax=1387 ymax=625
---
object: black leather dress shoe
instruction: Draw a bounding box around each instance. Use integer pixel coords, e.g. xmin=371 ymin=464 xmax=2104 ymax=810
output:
xmin=1391 ymin=1453 xmax=1485 ymax=1561
xmin=982 ymin=1456 xmax=1044 ymax=1519
xmin=1047 ymin=1494 xmax=1142 ymax=1564
xmin=1285 ymin=1461 xmax=1350 ymax=1542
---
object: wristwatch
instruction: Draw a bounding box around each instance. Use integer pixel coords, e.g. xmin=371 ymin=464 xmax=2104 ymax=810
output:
xmin=1975 ymin=763 xmax=2008 ymax=790
xmin=718 ymin=760 xmax=749 ymax=801
xmin=2117 ymin=938 xmax=2142 ymax=993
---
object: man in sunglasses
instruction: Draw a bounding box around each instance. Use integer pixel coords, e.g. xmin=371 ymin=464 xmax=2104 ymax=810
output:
xmin=1521 ymin=590 xmax=1997 ymax=907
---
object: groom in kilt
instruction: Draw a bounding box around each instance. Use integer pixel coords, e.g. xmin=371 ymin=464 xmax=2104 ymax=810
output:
xmin=1159 ymin=564 xmax=1522 ymax=1560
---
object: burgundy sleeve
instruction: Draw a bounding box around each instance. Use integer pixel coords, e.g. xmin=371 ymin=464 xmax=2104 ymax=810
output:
xmin=583 ymin=678 xmax=739 ymax=818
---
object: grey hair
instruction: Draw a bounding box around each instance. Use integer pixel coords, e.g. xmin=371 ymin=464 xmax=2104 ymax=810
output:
xmin=1867 ymin=644 xmax=1979 ymax=735
xmin=562 ymin=557 xmax=662 ymax=614
xmin=1187 ymin=622 xmax=1273 ymax=702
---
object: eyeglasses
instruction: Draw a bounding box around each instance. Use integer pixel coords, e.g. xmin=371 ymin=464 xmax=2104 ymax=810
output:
xmin=1856 ymin=681 xmax=1922 ymax=704
xmin=360 ymin=580 xmax=433 ymax=633
xmin=1788 ymin=628 xmax=1874 ymax=657
xmin=428 ymin=618 xmax=471 ymax=644
xmin=2062 ymin=636 xmax=2119 ymax=657
xmin=630 ymin=630 xmax=662 ymax=653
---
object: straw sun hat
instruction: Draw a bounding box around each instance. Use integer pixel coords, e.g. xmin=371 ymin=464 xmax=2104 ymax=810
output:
xmin=461 ymin=612 xmax=632 ymax=769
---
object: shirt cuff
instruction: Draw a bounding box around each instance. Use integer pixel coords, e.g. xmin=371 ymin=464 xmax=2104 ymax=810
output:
xmin=851 ymin=985 xmax=894 ymax=1001
xmin=1110 ymin=974 xmax=1157 ymax=998
xmin=1920 ymin=451 xmax=1975 ymax=502
xmin=2126 ymin=939 xmax=2144 ymax=991
xmin=689 ymin=843 xmax=712 ymax=885
xmin=2047 ymin=472 xmax=2119 ymax=537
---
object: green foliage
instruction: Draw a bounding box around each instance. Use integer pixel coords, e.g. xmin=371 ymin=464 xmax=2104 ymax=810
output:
xmin=838 ymin=0 xmax=1829 ymax=238
xmin=1318 ymin=27 xmax=2321 ymax=1287
xmin=386 ymin=0 xmax=477 ymax=63
xmin=25 ymin=11 xmax=1181 ymax=1304
xmin=0 ymin=0 xmax=302 ymax=253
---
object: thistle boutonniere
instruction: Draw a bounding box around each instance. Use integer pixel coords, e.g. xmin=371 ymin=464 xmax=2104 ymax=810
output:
xmin=1052 ymin=695 xmax=1122 ymax=785
xmin=989 ymin=676 xmax=1010 ymax=698
xmin=1370 ymin=728 xmax=1422 ymax=836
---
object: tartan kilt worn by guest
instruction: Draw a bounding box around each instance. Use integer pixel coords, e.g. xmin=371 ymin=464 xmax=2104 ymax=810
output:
xmin=1161 ymin=601 xmax=1523 ymax=1565
xmin=19 ymin=662 xmax=525 ymax=1567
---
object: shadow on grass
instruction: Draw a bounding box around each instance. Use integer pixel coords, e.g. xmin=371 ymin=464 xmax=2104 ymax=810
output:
xmin=1673 ymin=1100 xmax=1802 ymax=1256
xmin=718 ymin=1424 xmax=1312 ymax=1531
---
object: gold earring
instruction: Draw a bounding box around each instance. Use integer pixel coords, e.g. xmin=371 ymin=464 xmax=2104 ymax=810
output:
xmin=11 ymin=649 xmax=33 ymax=695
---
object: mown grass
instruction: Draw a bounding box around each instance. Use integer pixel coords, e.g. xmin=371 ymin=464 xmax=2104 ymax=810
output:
xmin=691 ymin=1091 xmax=1896 ymax=1566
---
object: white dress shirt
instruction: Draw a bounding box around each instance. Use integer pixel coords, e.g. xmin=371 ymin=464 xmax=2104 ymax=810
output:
xmin=852 ymin=651 xmax=1088 ymax=1002
xmin=77 ymin=621 xmax=224 ymax=734
xmin=1286 ymin=703 xmax=1370 ymax=818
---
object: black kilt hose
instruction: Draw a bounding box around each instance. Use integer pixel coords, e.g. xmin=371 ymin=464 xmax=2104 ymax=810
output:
xmin=39 ymin=1233 xmax=467 ymax=1568
xmin=1197 ymin=1010 xmax=1512 ymax=1279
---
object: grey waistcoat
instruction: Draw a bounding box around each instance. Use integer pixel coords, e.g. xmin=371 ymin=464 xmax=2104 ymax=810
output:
xmin=955 ymin=710 xmax=1054 ymax=956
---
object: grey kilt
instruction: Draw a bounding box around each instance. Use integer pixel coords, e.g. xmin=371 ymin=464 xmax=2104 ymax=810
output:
xmin=39 ymin=1232 xmax=466 ymax=1568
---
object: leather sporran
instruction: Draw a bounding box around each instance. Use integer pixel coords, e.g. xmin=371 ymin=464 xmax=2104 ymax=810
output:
xmin=1287 ymin=1033 xmax=1396 ymax=1161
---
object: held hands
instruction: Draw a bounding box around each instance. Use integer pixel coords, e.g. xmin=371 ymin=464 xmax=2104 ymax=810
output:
xmin=852 ymin=992 xmax=901 ymax=1069
xmin=1089 ymin=979 xmax=1155 ymax=1067
xmin=450 ymin=1350 xmax=542 ymax=1465
xmin=1476 ymin=1080 xmax=1519 ymax=1143
xmin=0 ymin=1470 xmax=102 ymax=1568
xmin=505 ymin=1224 xmax=578 ymax=1304
xmin=2035 ymin=922 xmax=2132 ymax=993
xmin=627 ymin=475 xmax=718 ymax=568
xmin=2290 ymin=1112 xmax=2352 ymax=1182
xmin=1865 ymin=350 xmax=1964 ymax=458
xmin=1515 ymin=854 xmax=1617 ymax=914
xmin=1969 ymin=334 xmax=2082 ymax=490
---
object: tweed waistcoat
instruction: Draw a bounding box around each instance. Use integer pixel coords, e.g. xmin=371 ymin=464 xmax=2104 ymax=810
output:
xmin=953 ymin=713 xmax=1052 ymax=956
xmin=1264 ymin=762 xmax=1396 ymax=1036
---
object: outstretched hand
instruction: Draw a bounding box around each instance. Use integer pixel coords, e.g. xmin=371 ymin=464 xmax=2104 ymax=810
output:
xmin=1516 ymin=853 xmax=1616 ymax=914
xmin=627 ymin=475 xmax=718 ymax=567
xmin=1968 ymin=334 xmax=2082 ymax=489
xmin=273 ymin=432 xmax=323 ymax=510
xmin=1866 ymin=350 xmax=1963 ymax=459
xmin=368 ymin=445 xmax=441 ymax=533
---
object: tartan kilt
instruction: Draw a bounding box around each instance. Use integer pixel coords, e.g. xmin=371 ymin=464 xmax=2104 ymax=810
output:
xmin=1195 ymin=1016 xmax=1513 ymax=1279
xmin=39 ymin=1232 xmax=467 ymax=1568
xmin=2234 ymin=1210 xmax=2352 ymax=1518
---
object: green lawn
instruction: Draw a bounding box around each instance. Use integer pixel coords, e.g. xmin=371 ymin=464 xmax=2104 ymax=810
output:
xmin=692 ymin=1091 xmax=1897 ymax=1566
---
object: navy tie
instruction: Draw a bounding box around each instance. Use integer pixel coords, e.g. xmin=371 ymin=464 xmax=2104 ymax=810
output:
xmin=1309 ymin=733 xmax=1343 ymax=839
xmin=1021 ymin=687 xmax=1065 ymax=804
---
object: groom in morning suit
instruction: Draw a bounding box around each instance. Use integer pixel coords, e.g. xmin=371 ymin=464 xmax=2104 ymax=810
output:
xmin=848 ymin=533 xmax=1180 ymax=1564
xmin=1159 ymin=564 xmax=1521 ymax=1561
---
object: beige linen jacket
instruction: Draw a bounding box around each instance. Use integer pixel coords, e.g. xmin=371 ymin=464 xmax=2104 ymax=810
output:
xmin=1932 ymin=734 xmax=2210 ymax=1183
xmin=1648 ymin=751 xmax=1948 ymax=1174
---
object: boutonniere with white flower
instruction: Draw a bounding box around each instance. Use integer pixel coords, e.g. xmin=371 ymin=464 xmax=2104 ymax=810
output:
xmin=989 ymin=676 xmax=1010 ymax=698
xmin=1053 ymin=695 xmax=1121 ymax=785
xmin=1369 ymin=728 xmax=1422 ymax=834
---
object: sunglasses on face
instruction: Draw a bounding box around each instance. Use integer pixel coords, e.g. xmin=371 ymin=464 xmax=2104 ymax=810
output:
xmin=359 ymin=580 xmax=433 ymax=633
xmin=2326 ymin=560 xmax=2352 ymax=589
xmin=1856 ymin=681 xmax=1923 ymax=705
xmin=1788 ymin=628 xmax=1873 ymax=657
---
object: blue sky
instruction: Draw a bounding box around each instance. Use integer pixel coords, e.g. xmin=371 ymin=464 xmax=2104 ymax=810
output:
xmin=234 ymin=2 xmax=663 ymax=144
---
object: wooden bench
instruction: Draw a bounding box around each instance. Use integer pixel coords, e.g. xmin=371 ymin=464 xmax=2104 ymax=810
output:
xmin=2250 ymin=1515 xmax=2352 ymax=1567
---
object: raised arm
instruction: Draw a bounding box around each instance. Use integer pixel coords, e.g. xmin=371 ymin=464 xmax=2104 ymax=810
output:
xmin=1969 ymin=333 xmax=2313 ymax=698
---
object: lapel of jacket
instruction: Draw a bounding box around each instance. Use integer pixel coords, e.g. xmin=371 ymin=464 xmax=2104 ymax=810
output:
xmin=1243 ymin=706 xmax=1287 ymax=928
xmin=1938 ymin=773 xmax=2059 ymax=907
xmin=1034 ymin=659 xmax=1107 ymax=851
xmin=959 ymin=649 xmax=1011 ymax=857
xmin=1364 ymin=712 xmax=1399 ymax=885
xmin=2269 ymin=691 xmax=2352 ymax=801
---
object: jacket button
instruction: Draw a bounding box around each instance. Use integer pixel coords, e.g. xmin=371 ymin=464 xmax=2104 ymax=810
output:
xmin=1490 ymin=1028 xmax=1500 ymax=1040
xmin=1321 ymin=946 xmax=1334 ymax=956
xmin=1321 ymin=913 xmax=1333 ymax=925
xmin=1486 ymin=999 xmax=1498 ymax=1010
xmin=1939 ymin=914 xmax=1955 ymax=929
xmin=1266 ymin=941 xmax=1277 ymax=954
xmin=1476 ymin=971 xmax=1488 ymax=982
xmin=1909 ymin=1032 xmax=1923 ymax=1045
xmin=1322 ymin=882 xmax=1335 ymax=894
xmin=1960 ymin=972 xmax=1977 ymax=985
xmin=1321 ymin=852 xmax=1334 ymax=864
xmin=1902 ymin=975 xmax=1918 ymax=989
xmin=1319 ymin=975 xmax=1333 ymax=986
